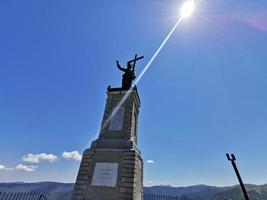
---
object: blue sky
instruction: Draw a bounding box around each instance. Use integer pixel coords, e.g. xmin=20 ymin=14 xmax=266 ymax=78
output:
xmin=1 ymin=0 xmax=267 ymax=186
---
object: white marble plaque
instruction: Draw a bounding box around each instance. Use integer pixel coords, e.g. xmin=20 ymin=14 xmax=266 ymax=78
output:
xmin=109 ymin=106 xmax=125 ymax=131
xmin=91 ymin=162 xmax=119 ymax=187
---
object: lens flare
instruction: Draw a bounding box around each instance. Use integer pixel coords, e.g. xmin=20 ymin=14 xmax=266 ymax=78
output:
xmin=96 ymin=2 xmax=196 ymax=138
xmin=180 ymin=0 xmax=195 ymax=18
xmin=101 ymin=18 xmax=183 ymax=132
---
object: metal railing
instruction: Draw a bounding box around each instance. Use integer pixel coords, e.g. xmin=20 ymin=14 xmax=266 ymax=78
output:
xmin=0 ymin=192 xmax=188 ymax=200
xmin=0 ymin=192 xmax=72 ymax=200
xmin=144 ymin=194 xmax=189 ymax=200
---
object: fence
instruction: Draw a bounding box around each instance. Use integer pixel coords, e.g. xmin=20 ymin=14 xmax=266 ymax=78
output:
xmin=144 ymin=194 xmax=189 ymax=200
xmin=0 ymin=192 xmax=188 ymax=200
xmin=0 ymin=192 xmax=72 ymax=200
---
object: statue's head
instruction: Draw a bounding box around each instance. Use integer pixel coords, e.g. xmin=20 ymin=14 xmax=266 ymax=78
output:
xmin=127 ymin=63 xmax=133 ymax=69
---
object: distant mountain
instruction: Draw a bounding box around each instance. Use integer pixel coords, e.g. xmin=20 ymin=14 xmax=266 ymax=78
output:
xmin=0 ymin=182 xmax=74 ymax=192
xmin=145 ymin=184 xmax=267 ymax=200
xmin=1 ymin=182 xmax=267 ymax=200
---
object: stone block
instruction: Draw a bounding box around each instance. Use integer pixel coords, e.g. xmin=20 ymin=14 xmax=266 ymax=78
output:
xmin=120 ymin=177 xmax=137 ymax=183
xmin=119 ymin=187 xmax=134 ymax=194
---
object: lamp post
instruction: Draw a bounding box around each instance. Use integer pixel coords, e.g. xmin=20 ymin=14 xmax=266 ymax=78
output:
xmin=226 ymin=153 xmax=250 ymax=200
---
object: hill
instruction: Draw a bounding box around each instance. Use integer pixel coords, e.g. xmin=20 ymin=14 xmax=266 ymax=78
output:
xmin=145 ymin=184 xmax=267 ymax=200
xmin=0 ymin=182 xmax=73 ymax=192
xmin=1 ymin=182 xmax=267 ymax=199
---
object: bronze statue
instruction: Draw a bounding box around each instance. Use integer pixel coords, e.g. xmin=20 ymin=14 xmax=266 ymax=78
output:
xmin=116 ymin=54 xmax=144 ymax=90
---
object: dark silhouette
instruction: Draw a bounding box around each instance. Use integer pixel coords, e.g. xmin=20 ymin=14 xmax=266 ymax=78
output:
xmin=226 ymin=153 xmax=250 ymax=200
xmin=116 ymin=54 xmax=144 ymax=90
xmin=39 ymin=194 xmax=48 ymax=200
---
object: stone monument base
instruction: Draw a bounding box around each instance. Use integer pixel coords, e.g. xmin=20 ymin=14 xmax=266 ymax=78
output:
xmin=72 ymin=87 xmax=143 ymax=200
xmin=72 ymin=147 xmax=143 ymax=200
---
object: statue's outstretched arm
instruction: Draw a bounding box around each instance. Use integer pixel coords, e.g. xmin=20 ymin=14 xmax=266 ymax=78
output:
xmin=116 ymin=60 xmax=126 ymax=72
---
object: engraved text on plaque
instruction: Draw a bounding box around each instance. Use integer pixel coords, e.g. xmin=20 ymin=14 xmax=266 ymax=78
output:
xmin=91 ymin=162 xmax=119 ymax=187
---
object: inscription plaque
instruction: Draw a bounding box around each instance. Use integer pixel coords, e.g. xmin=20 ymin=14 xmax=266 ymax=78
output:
xmin=109 ymin=106 xmax=125 ymax=131
xmin=91 ymin=162 xmax=119 ymax=187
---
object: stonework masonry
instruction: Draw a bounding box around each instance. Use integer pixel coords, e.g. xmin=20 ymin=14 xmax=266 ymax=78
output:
xmin=72 ymin=87 xmax=143 ymax=200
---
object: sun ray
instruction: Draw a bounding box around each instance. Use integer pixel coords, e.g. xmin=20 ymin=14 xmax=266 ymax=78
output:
xmin=99 ymin=1 xmax=196 ymax=133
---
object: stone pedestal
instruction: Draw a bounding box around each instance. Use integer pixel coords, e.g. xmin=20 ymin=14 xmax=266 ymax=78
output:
xmin=72 ymin=87 xmax=143 ymax=200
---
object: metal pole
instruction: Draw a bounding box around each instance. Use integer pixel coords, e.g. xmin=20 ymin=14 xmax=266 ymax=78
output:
xmin=226 ymin=153 xmax=250 ymax=200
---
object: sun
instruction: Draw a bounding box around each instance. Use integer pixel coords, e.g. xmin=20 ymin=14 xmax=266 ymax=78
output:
xmin=180 ymin=0 xmax=195 ymax=18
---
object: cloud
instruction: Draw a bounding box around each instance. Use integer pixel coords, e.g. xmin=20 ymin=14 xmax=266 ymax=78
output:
xmin=146 ymin=160 xmax=155 ymax=164
xmin=16 ymin=164 xmax=37 ymax=172
xmin=62 ymin=151 xmax=82 ymax=161
xmin=22 ymin=153 xmax=57 ymax=163
xmin=0 ymin=164 xmax=13 ymax=171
